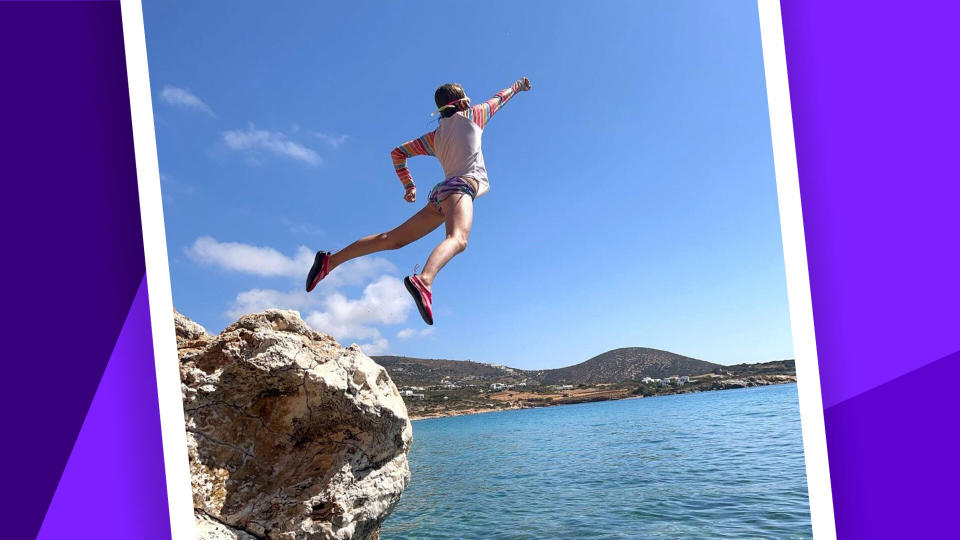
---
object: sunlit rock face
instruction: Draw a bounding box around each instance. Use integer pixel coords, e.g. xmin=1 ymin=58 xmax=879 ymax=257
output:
xmin=176 ymin=309 xmax=412 ymax=540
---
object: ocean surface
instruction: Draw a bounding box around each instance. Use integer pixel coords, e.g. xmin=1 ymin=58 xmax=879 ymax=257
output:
xmin=381 ymin=384 xmax=811 ymax=539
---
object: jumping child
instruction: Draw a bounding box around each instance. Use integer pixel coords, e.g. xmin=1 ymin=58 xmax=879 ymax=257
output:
xmin=305 ymin=77 xmax=532 ymax=325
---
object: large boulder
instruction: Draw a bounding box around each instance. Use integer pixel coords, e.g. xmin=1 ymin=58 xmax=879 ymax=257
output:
xmin=176 ymin=309 xmax=412 ymax=539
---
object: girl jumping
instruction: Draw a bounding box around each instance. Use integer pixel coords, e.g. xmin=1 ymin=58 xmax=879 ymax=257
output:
xmin=305 ymin=77 xmax=532 ymax=325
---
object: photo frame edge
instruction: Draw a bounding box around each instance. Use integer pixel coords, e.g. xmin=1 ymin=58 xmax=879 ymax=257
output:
xmin=120 ymin=0 xmax=198 ymax=537
xmin=118 ymin=1 xmax=837 ymax=537
xmin=757 ymin=1 xmax=837 ymax=538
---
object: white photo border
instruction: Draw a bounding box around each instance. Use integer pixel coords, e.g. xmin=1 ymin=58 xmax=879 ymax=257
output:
xmin=121 ymin=1 xmax=836 ymax=537
xmin=120 ymin=1 xmax=197 ymax=538
xmin=758 ymin=1 xmax=836 ymax=538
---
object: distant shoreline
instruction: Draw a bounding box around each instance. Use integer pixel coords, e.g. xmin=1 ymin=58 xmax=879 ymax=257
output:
xmin=409 ymin=379 xmax=796 ymax=421
xmin=381 ymin=354 xmax=796 ymax=421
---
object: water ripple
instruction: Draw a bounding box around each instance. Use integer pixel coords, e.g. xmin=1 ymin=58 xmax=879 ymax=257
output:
xmin=383 ymin=384 xmax=811 ymax=539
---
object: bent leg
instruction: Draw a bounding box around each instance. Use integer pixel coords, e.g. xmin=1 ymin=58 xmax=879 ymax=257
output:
xmin=329 ymin=203 xmax=443 ymax=271
xmin=419 ymin=193 xmax=474 ymax=288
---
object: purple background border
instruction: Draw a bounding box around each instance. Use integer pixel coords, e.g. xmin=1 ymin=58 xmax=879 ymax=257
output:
xmin=781 ymin=1 xmax=960 ymax=537
xmin=2 ymin=1 xmax=957 ymax=538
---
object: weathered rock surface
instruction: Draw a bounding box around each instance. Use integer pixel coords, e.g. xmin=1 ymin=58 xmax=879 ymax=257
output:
xmin=175 ymin=308 xmax=209 ymax=343
xmin=176 ymin=309 xmax=412 ymax=540
xmin=195 ymin=512 xmax=258 ymax=540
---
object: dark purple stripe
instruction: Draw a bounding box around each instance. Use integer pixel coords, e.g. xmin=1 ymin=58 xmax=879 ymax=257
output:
xmin=824 ymin=349 xmax=960 ymax=538
xmin=0 ymin=2 xmax=147 ymax=537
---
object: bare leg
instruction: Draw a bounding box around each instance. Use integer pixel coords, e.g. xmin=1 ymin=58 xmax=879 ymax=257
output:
xmin=419 ymin=193 xmax=473 ymax=288
xmin=328 ymin=203 xmax=444 ymax=272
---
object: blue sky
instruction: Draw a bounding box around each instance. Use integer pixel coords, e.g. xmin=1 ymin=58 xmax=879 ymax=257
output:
xmin=144 ymin=0 xmax=791 ymax=368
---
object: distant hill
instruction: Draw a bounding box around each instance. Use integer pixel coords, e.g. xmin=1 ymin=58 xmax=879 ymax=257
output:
xmin=374 ymin=347 xmax=726 ymax=387
xmin=372 ymin=355 xmax=522 ymax=387
xmin=533 ymin=347 xmax=721 ymax=384
xmin=722 ymin=359 xmax=795 ymax=376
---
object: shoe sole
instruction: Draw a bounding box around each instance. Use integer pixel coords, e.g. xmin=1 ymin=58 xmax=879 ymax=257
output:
xmin=306 ymin=251 xmax=328 ymax=292
xmin=404 ymin=276 xmax=434 ymax=325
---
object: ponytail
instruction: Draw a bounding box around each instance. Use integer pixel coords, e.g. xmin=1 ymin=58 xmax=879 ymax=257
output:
xmin=432 ymin=97 xmax=471 ymax=117
xmin=433 ymin=83 xmax=470 ymax=118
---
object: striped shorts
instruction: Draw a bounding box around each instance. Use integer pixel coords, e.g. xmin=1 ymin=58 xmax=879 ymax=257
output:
xmin=427 ymin=176 xmax=477 ymax=214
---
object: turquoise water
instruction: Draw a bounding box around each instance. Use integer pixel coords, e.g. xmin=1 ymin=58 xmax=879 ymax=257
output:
xmin=382 ymin=384 xmax=812 ymax=539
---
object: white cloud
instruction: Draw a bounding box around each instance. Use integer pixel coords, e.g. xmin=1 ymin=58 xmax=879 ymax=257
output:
xmin=160 ymin=85 xmax=215 ymax=116
xmin=197 ymin=236 xmax=412 ymax=354
xmin=324 ymin=257 xmax=399 ymax=288
xmin=189 ymin=236 xmax=398 ymax=288
xmin=225 ymin=276 xmax=412 ymax=355
xmin=226 ymin=288 xmax=315 ymax=318
xmin=187 ymin=236 xmax=314 ymax=277
xmin=311 ymin=132 xmax=349 ymax=148
xmin=223 ymin=124 xmax=321 ymax=165
xmin=358 ymin=338 xmax=389 ymax=356
xmin=305 ymin=276 xmax=412 ymax=340
xmin=397 ymin=327 xmax=434 ymax=339
xmin=225 ymin=284 xmax=401 ymax=355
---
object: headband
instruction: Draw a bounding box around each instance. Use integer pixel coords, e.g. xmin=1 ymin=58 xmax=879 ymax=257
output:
xmin=430 ymin=97 xmax=471 ymax=117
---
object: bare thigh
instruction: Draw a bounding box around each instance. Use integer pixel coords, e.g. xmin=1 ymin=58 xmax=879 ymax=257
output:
xmin=330 ymin=202 xmax=443 ymax=269
xmin=440 ymin=193 xmax=474 ymax=241
xmin=386 ymin=202 xmax=445 ymax=248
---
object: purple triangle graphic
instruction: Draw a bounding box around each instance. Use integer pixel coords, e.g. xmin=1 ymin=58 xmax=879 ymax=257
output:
xmin=38 ymin=275 xmax=172 ymax=539
xmin=825 ymin=347 xmax=960 ymax=538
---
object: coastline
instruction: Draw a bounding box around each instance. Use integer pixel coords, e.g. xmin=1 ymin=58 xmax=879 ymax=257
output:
xmin=409 ymin=379 xmax=795 ymax=421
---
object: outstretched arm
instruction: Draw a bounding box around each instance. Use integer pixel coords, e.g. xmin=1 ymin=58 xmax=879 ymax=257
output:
xmin=467 ymin=77 xmax=531 ymax=129
xmin=390 ymin=131 xmax=436 ymax=201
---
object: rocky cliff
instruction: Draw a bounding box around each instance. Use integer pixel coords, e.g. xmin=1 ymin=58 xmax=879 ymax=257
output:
xmin=175 ymin=309 xmax=412 ymax=540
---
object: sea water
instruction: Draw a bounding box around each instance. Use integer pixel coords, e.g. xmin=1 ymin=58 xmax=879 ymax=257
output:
xmin=381 ymin=384 xmax=812 ymax=539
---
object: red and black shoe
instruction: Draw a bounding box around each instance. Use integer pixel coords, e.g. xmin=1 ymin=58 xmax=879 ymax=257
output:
xmin=404 ymin=274 xmax=434 ymax=325
xmin=305 ymin=251 xmax=331 ymax=292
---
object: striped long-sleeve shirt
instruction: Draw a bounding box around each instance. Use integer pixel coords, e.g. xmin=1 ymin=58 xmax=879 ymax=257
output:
xmin=390 ymin=80 xmax=523 ymax=198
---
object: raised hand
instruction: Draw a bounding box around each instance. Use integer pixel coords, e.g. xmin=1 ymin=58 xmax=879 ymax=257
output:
xmin=404 ymin=186 xmax=417 ymax=203
xmin=519 ymin=77 xmax=532 ymax=91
